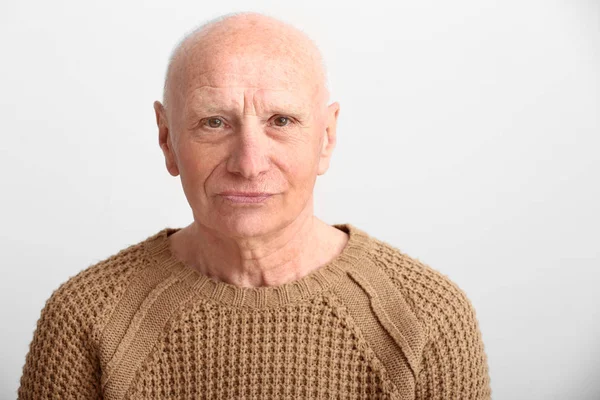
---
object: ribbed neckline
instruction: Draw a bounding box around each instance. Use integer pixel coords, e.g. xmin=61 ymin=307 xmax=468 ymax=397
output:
xmin=142 ymin=223 xmax=373 ymax=309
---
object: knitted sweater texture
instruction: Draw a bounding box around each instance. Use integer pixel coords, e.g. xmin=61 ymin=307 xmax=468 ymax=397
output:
xmin=18 ymin=223 xmax=491 ymax=399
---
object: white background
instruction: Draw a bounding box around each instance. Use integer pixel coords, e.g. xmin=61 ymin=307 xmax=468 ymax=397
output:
xmin=1 ymin=1 xmax=599 ymax=399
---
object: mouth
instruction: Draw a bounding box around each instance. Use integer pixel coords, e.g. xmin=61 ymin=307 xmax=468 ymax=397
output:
xmin=218 ymin=192 xmax=274 ymax=204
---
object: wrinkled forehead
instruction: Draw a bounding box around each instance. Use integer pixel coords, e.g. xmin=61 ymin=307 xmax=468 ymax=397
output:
xmin=173 ymin=49 xmax=320 ymax=111
xmin=185 ymin=83 xmax=311 ymax=118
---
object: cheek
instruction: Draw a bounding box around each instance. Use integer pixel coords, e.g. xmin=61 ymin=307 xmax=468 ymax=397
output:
xmin=275 ymin=142 xmax=321 ymax=188
xmin=176 ymin=142 xmax=221 ymax=193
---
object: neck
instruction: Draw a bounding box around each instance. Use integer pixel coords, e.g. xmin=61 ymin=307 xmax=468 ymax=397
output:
xmin=169 ymin=211 xmax=339 ymax=289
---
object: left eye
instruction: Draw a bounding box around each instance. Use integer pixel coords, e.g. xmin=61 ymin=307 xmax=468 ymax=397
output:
xmin=273 ymin=116 xmax=291 ymax=127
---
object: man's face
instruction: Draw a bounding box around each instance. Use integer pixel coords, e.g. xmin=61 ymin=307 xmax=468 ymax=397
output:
xmin=157 ymin=48 xmax=338 ymax=237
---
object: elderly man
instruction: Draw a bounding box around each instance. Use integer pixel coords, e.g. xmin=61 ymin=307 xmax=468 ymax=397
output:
xmin=18 ymin=11 xmax=491 ymax=400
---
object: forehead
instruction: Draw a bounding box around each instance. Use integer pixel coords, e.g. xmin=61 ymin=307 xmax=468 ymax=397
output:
xmin=178 ymin=49 xmax=317 ymax=106
xmin=187 ymin=84 xmax=309 ymax=115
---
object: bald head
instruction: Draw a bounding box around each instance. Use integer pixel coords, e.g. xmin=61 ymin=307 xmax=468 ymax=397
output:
xmin=161 ymin=12 xmax=329 ymax=113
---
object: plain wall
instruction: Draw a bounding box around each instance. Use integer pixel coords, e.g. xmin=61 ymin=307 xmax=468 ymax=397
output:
xmin=1 ymin=1 xmax=598 ymax=399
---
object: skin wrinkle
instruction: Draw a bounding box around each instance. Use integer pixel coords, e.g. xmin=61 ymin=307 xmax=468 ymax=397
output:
xmin=164 ymin=14 xmax=329 ymax=116
xmin=153 ymin=11 xmax=345 ymax=289
xmin=185 ymin=85 xmax=312 ymax=129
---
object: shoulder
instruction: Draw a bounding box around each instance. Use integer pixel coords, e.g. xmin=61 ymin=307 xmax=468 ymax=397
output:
xmin=364 ymin=235 xmax=492 ymax=397
xmin=37 ymin=229 xmax=166 ymax=339
xmin=19 ymin=229 xmax=170 ymax=399
xmin=365 ymin=235 xmax=482 ymax=340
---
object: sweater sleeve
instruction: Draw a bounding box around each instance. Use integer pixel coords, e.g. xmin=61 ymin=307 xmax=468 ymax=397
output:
xmin=411 ymin=270 xmax=492 ymax=400
xmin=371 ymin=242 xmax=492 ymax=400
xmin=18 ymin=281 xmax=103 ymax=399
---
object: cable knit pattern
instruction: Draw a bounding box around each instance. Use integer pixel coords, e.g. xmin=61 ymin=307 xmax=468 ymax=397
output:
xmin=18 ymin=223 xmax=491 ymax=399
xmin=17 ymin=242 xmax=149 ymax=399
xmin=367 ymin=238 xmax=492 ymax=400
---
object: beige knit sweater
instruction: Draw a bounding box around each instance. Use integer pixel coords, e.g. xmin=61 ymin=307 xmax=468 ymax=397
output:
xmin=18 ymin=223 xmax=491 ymax=399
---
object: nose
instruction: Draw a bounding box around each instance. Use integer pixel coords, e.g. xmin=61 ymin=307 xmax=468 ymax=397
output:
xmin=226 ymin=121 xmax=271 ymax=180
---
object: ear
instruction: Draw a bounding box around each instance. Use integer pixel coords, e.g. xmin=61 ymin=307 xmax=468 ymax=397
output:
xmin=154 ymin=101 xmax=180 ymax=177
xmin=317 ymin=101 xmax=340 ymax=176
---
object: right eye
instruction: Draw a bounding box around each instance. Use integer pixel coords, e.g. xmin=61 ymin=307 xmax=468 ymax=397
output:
xmin=205 ymin=117 xmax=223 ymax=128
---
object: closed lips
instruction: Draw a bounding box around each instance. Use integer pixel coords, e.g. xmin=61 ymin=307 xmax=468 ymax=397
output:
xmin=220 ymin=192 xmax=272 ymax=196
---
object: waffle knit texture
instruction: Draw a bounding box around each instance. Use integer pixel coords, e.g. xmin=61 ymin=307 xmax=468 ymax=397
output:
xmin=18 ymin=223 xmax=492 ymax=399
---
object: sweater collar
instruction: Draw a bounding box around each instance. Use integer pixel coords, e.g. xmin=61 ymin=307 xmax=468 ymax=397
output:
xmin=142 ymin=223 xmax=373 ymax=309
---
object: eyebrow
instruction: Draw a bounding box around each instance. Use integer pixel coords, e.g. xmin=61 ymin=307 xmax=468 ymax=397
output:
xmin=188 ymin=103 xmax=309 ymax=119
